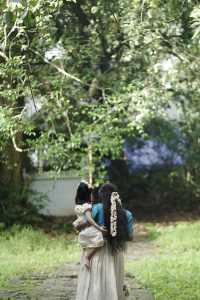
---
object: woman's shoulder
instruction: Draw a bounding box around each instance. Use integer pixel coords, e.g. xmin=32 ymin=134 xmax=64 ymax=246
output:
xmin=92 ymin=203 xmax=103 ymax=215
xmin=92 ymin=203 xmax=104 ymax=225
xmin=124 ymin=209 xmax=133 ymax=222
xmin=124 ymin=209 xmax=132 ymax=217
xmin=92 ymin=203 xmax=103 ymax=209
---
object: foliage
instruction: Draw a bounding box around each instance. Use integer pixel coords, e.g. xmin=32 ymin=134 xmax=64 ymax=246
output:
xmin=0 ymin=1 xmax=176 ymax=175
xmin=41 ymin=215 xmax=77 ymax=234
xmin=0 ymin=0 xmax=200 ymax=206
xmin=110 ymin=162 xmax=199 ymax=212
xmin=0 ymin=183 xmax=47 ymax=226
xmin=0 ymin=225 xmax=80 ymax=287
xmin=125 ymin=221 xmax=200 ymax=300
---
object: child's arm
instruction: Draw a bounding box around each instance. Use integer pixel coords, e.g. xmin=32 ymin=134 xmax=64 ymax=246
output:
xmin=85 ymin=210 xmax=107 ymax=233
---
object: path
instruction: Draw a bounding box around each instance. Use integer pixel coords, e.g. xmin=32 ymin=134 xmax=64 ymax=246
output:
xmin=0 ymin=224 xmax=155 ymax=300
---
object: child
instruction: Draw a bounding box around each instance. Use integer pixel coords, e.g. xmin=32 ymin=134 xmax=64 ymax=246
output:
xmin=73 ymin=181 xmax=107 ymax=268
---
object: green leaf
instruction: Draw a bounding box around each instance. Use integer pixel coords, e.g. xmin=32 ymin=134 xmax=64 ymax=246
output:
xmin=3 ymin=11 xmax=14 ymax=24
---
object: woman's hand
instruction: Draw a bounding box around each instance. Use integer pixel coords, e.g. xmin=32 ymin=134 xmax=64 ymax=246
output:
xmin=127 ymin=233 xmax=133 ymax=241
xmin=100 ymin=227 xmax=108 ymax=234
xmin=76 ymin=220 xmax=88 ymax=232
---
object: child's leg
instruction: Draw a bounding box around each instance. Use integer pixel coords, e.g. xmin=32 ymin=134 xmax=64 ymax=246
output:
xmin=83 ymin=247 xmax=97 ymax=268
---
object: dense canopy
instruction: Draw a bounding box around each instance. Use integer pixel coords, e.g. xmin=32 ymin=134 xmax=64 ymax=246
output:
xmin=0 ymin=0 xmax=200 ymax=219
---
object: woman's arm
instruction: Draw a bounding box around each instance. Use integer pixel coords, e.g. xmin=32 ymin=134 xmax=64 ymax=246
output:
xmin=125 ymin=209 xmax=134 ymax=241
xmin=85 ymin=210 xmax=107 ymax=233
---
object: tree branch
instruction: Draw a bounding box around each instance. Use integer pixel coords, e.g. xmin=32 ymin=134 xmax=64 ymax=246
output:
xmin=3 ymin=20 xmax=18 ymax=51
xmin=0 ymin=50 xmax=8 ymax=60
xmin=140 ymin=0 xmax=146 ymax=23
xmin=55 ymin=93 xmax=73 ymax=138
xmin=10 ymin=129 xmax=31 ymax=153
xmin=90 ymin=106 xmax=116 ymax=128
xmin=166 ymin=0 xmax=187 ymax=23
xmin=27 ymin=74 xmax=38 ymax=113
xmin=11 ymin=105 xmax=26 ymax=119
xmin=105 ymin=0 xmax=121 ymax=34
xmin=30 ymin=48 xmax=83 ymax=83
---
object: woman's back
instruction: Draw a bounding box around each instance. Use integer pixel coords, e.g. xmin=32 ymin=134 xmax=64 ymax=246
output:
xmin=75 ymin=183 xmax=133 ymax=300
xmin=92 ymin=202 xmax=133 ymax=240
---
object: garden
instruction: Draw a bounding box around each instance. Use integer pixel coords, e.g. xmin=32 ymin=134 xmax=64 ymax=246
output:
xmin=0 ymin=0 xmax=200 ymax=299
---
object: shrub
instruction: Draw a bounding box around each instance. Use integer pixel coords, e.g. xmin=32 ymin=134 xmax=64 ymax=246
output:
xmin=0 ymin=182 xmax=47 ymax=227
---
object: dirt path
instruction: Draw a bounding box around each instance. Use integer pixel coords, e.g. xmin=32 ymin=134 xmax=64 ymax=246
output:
xmin=0 ymin=224 xmax=155 ymax=300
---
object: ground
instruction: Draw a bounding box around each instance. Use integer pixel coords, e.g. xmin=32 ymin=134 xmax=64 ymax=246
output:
xmin=0 ymin=224 xmax=155 ymax=300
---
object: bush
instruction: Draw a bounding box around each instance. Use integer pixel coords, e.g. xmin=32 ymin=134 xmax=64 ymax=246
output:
xmin=0 ymin=183 xmax=47 ymax=227
xmin=109 ymin=160 xmax=200 ymax=213
xmin=0 ymin=222 xmax=6 ymax=232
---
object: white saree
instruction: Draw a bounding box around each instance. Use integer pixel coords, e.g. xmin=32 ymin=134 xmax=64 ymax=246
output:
xmin=75 ymin=244 xmax=125 ymax=300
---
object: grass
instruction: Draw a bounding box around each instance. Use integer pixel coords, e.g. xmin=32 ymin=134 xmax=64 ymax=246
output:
xmin=126 ymin=221 xmax=200 ymax=300
xmin=0 ymin=225 xmax=81 ymax=288
xmin=1 ymin=221 xmax=200 ymax=300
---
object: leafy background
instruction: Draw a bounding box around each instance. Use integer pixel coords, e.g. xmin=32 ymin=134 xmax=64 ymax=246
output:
xmin=0 ymin=0 xmax=200 ymax=223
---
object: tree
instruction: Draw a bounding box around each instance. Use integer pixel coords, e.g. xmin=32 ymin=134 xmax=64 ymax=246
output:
xmin=0 ymin=0 xmax=200 ymax=210
xmin=0 ymin=0 xmax=161 ymax=185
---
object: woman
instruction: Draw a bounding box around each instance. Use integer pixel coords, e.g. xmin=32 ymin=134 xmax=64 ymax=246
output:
xmin=75 ymin=183 xmax=133 ymax=300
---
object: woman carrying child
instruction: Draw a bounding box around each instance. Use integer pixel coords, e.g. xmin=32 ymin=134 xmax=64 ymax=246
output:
xmin=75 ymin=182 xmax=133 ymax=300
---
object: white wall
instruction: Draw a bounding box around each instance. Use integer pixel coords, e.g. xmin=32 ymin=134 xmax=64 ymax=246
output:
xmin=32 ymin=174 xmax=81 ymax=216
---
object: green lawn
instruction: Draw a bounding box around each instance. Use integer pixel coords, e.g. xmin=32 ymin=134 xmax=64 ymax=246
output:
xmin=1 ymin=221 xmax=200 ymax=300
xmin=126 ymin=221 xmax=200 ymax=300
xmin=0 ymin=225 xmax=81 ymax=288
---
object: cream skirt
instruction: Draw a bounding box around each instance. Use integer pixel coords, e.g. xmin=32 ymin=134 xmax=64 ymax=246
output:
xmin=75 ymin=244 xmax=125 ymax=300
xmin=78 ymin=226 xmax=104 ymax=248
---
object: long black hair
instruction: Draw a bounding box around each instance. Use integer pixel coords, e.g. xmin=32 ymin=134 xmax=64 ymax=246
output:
xmin=99 ymin=183 xmax=128 ymax=253
xmin=75 ymin=181 xmax=92 ymax=205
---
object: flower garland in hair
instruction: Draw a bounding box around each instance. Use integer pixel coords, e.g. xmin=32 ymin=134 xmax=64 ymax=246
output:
xmin=110 ymin=192 xmax=121 ymax=237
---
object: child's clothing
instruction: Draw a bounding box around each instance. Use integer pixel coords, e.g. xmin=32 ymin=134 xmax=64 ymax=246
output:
xmin=73 ymin=203 xmax=104 ymax=248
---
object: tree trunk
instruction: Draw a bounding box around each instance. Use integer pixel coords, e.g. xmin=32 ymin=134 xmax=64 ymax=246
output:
xmin=0 ymin=133 xmax=23 ymax=185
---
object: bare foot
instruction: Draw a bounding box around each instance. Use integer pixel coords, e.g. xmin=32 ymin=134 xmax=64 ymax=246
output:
xmin=83 ymin=257 xmax=90 ymax=269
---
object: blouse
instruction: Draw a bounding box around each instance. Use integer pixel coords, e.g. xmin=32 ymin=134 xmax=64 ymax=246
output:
xmin=92 ymin=203 xmax=133 ymax=234
xmin=75 ymin=203 xmax=92 ymax=217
